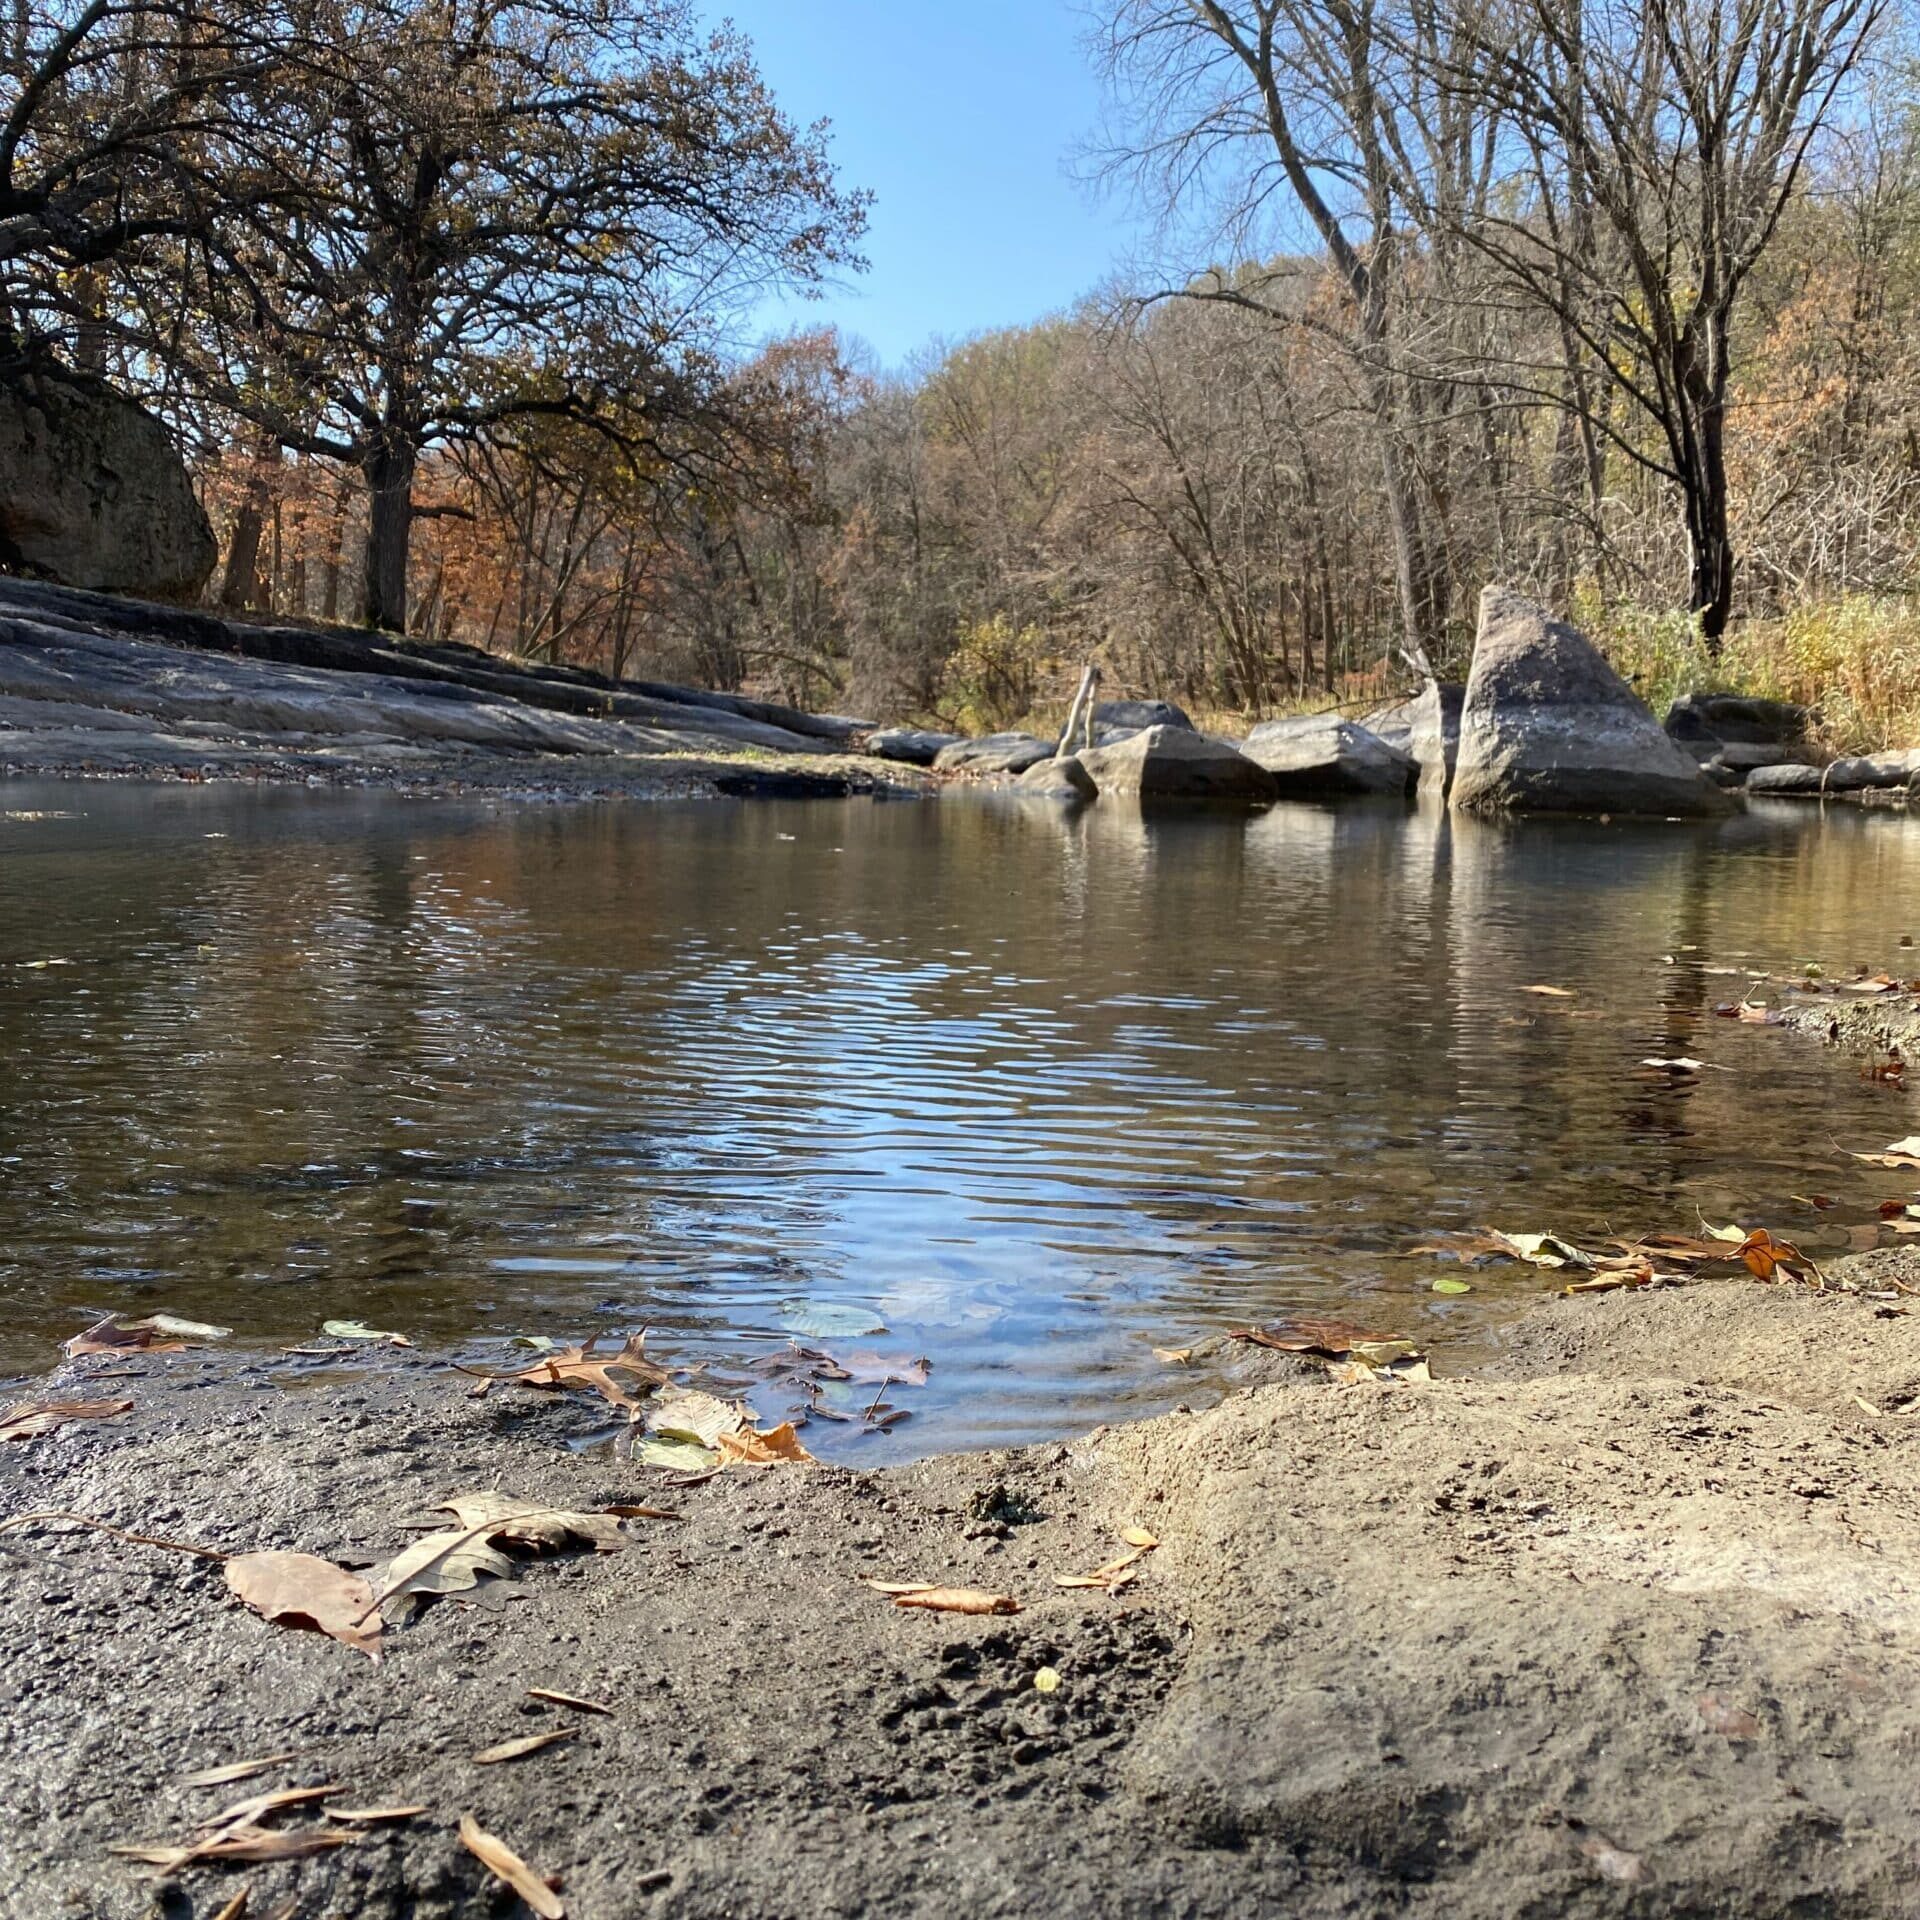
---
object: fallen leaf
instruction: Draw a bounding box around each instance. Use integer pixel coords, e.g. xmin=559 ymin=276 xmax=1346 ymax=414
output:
xmin=211 ymin=1891 xmax=250 ymax=1920
xmin=1523 ymin=984 xmax=1575 ymax=997
xmin=0 ymin=1398 xmax=132 ymax=1441
xmin=111 ymin=1828 xmax=351 ymax=1871
xmin=1501 ymin=1231 xmax=1596 ymax=1270
xmin=180 ymin=1754 xmax=301 ymax=1789
xmin=1408 ymin=1230 xmax=1524 ymax=1267
xmin=438 ymin=1492 xmax=626 ymax=1555
xmin=1152 ymin=1346 xmax=1194 ymax=1365
xmin=645 ymin=1386 xmax=747 ymax=1447
xmin=1431 ymin=1277 xmax=1473 ymax=1296
xmin=892 ymin=1586 xmax=1019 ymax=1616
xmin=1853 ymin=1137 xmax=1920 ymax=1170
xmin=1641 ymin=1057 xmax=1705 ymax=1072
xmin=1056 ymin=1529 xmax=1162 ymax=1592
xmin=1121 ymin=1526 xmax=1160 ymax=1549
xmin=326 ymin=1805 xmax=426 ymax=1825
xmin=145 ymin=1314 xmax=233 ymax=1339
xmin=368 ymin=1528 xmax=515 ymax=1621
xmin=526 ymin=1688 xmax=612 ymax=1716
xmin=715 ymin=1421 xmax=815 ymax=1466
xmin=1033 ymin=1667 xmax=1062 ymax=1694
xmin=200 ymin=1785 xmax=339 ymax=1835
xmin=225 ymin=1552 xmax=382 ymax=1660
xmin=1580 ymin=1834 xmax=1648 ymax=1884
xmin=1229 ymin=1317 xmax=1413 ymax=1360
xmin=636 ymin=1436 xmax=719 ymax=1472
xmin=864 ymin=1579 xmax=936 ymax=1595
xmin=1697 ymin=1693 xmax=1762 ymax=1740
xmin=474 ymin=1727 xmax=577 ymax=1765
xmin=320 ymin=1320 xmax=411 ymax=1346
xmin=1854 ymin=1395 xmax=1884 ymax=1416
xmin=459 ymin=1813 xmax=565 ymax=1919
xmin=779 ymin=1300 xmax=888 ymax=1340
xmin=837 ymin=1350 xmax=932 ymax=1386
xmin=493 ymin=1331 xmax=667 ymax=1414
xmin=1733 ymin=1228 xmax=1817 ymax=1282
xmin=63 ymin=1315 xmax=188 ymax=1358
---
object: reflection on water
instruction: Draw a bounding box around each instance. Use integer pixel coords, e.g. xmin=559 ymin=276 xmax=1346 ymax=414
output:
xmin=2 ymin=781 xmax=1917 ymax=1453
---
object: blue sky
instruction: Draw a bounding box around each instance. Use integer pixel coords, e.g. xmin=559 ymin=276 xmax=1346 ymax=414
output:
xmin=710 ymin=1 xmax=1152 ymax=369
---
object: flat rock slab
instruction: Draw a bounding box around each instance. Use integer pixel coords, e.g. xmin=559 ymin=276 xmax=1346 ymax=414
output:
xmin=1451 ymin=587 xmax=1731 ymax=818
xmin=933 ymin=733 xmax=1055 ymax=776
xmin=1241 ymin=714 xmax=1414 ymax=796
xmin=1078 ymin=724 xmax=1276 ymax=801
xmin=6 ymin=1277 xmax=1920 ymax=1917
xmin=865 ymin=726 xmax=963 ymax=766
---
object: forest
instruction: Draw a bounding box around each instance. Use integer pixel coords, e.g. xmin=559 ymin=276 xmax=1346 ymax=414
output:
xmin=4 ymin=0 xmax=1917 ymax=746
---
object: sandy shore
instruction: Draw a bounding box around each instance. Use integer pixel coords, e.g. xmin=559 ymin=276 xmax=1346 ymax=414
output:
xmin=6 ymin=1249 xmax=1920 ymax=1920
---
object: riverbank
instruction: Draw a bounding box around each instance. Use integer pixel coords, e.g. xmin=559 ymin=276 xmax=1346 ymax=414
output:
xmin=0 ymin=578 xmax=926 ymax=802
xmin=6 ymin=1256 xmax=1920 ymax=1920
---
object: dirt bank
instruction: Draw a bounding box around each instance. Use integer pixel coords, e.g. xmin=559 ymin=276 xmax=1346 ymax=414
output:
xmin=6 ymin=1258 xmax=1920 ymax=1920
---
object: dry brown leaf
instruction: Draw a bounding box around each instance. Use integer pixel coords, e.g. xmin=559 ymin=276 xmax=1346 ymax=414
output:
xmin=111 ymin=1825 xmax=351 ymax=1871
xmin=211 ymin=1890 xmax=250 ymax=1920
xmin=486 ymin=1331 xmax=668 ymax=1415
xmin=438 ymin=1492 xmax=626 ymax=1554
xmin=837 ymin=1350 xmax=931 ymax=1386
xmin=715 ymin=1421 xmax=815 ymax=1466
xmin=63 ymin=1315 xmax=190 ymax=1359
xmin=892 ymin=1586 xmax=1019 ymax=1616
xmin=474 ymin=1727 xmax=578 ymax=1765
xmin=0 ymin=1397 xmax=132 ymax=1441
xmin=180 ymin=1754 xmax=300 ymax=1789
xmin=1121 ymin=1527 xmax=1160 ymax=1549
xmin=367 ymin=1526 xmax=514 ymax=1622
xmin=459 ymin=1813 xmax=565 ymax=1919
xmin=326 ymin=1805 xmax=425 ymax=1825
xmin=864 ymin=1579 xmax=935 ymax=1596
xmin=1853 ymin=1394 xmax=1885 ymax=1416
xmin=198 ymin=1786 xmax=339 ymax=1837
xmin=1523 ymin=984 xmax=1575 ymax=997
xmin=526 ymin=1688 xmax=612 ymax=1716
xmin=1152 ymin=1346 xmax=1193 ymax=1365
xmin=1852 ymin=1136 xmax=1920 ymax=1170
xmin=1229 ymin=1317 xmax=1409 ymax=1359
xmin=225 ymin=1552 xmax=382 ymax=1661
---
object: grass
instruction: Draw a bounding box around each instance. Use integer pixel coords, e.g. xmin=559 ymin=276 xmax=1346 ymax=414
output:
xmin=1587 ymin=593 xmax=1920 ymax=755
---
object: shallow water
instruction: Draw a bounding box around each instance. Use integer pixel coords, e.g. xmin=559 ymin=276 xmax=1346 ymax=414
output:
xmin=3 ymin=780 xmax=1918 ymax=1454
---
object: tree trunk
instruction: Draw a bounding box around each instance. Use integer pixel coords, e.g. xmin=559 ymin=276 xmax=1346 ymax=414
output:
xmin=219 ymin=444 xmax=276 ymax=613
xmin=1681 ymin=368 xmax=1734 ymax=650
xmin=361 ymin=434 xmax=417 ymax=632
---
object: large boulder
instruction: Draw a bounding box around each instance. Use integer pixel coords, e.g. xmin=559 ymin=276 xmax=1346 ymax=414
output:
xmin=1240 ymin=714 xmax=1414 ymax=797
xmin=1748 ymin=749 xmax=1920 ymax=798
xmin=932 ymin=732 xmax=1055 ymax=777
xmin=1408 ymin=681 xmax=1464 ymax=798
xmin=1450 ymin=588 xmax=1732 ymax=818
xmin=866 ymin=726 xmax=962 ymax=766
xmin=1666 ymin=691 xmax=1811 ymax=749
xmin=1014 ymin=754 xmax=1096 ymax=802
xmin=1093 ymin=698 xmax=1194 ymax=734
xmin=0 ymin=359 xmax=215 ymax=600
xmin=1077 ymin=724 xmax=1276 ymax=802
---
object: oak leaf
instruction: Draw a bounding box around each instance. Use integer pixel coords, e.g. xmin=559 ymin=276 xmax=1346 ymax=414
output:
xmin=225 ymin=1552 xmax=382 ymax=1660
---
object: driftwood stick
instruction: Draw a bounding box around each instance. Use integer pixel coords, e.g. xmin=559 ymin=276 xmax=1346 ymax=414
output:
xmin=1058 ymin=660 xmax=1100 ymax=759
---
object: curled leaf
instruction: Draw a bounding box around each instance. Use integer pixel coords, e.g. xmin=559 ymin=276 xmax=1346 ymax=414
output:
xmin=715 ymin=1421 xmax=814 ymax=1466
xmin=892 ymin=1586 xmax=1019 ymax=1616
xmin=474 ymin=1727 xmax=577 ymax=1765
xmin=0 ymin=1398 xmax=132 ymax=1441
xmin=458 ymin=1813 xmax=565 ymax=1919
xmin=438 ymin=1492 xmax=626 ymax=1554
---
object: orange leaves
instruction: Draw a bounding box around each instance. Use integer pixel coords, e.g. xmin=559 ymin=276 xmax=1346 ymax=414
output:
xmin=885 ymin=1585 xmax=1020 ymax=1616
xmin=479 ymin=1331 xmax=669 ymax=1416
xmin=715 ymin=1420 xmax=814 ymax=1467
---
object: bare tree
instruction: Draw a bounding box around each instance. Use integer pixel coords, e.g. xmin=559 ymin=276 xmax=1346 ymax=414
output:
xmin=1416 ymin=0 xmax=1887 ymax=644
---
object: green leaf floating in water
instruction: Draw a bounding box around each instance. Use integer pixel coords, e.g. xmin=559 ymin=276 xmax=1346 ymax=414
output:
xmin=322 ymin=1319 xmax=411 ymax=1345
xmin=779 ymin=1301 xmax=887 ymax=1340
xmin=1430 ymin=1277 xmax=1473 ymax=1296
